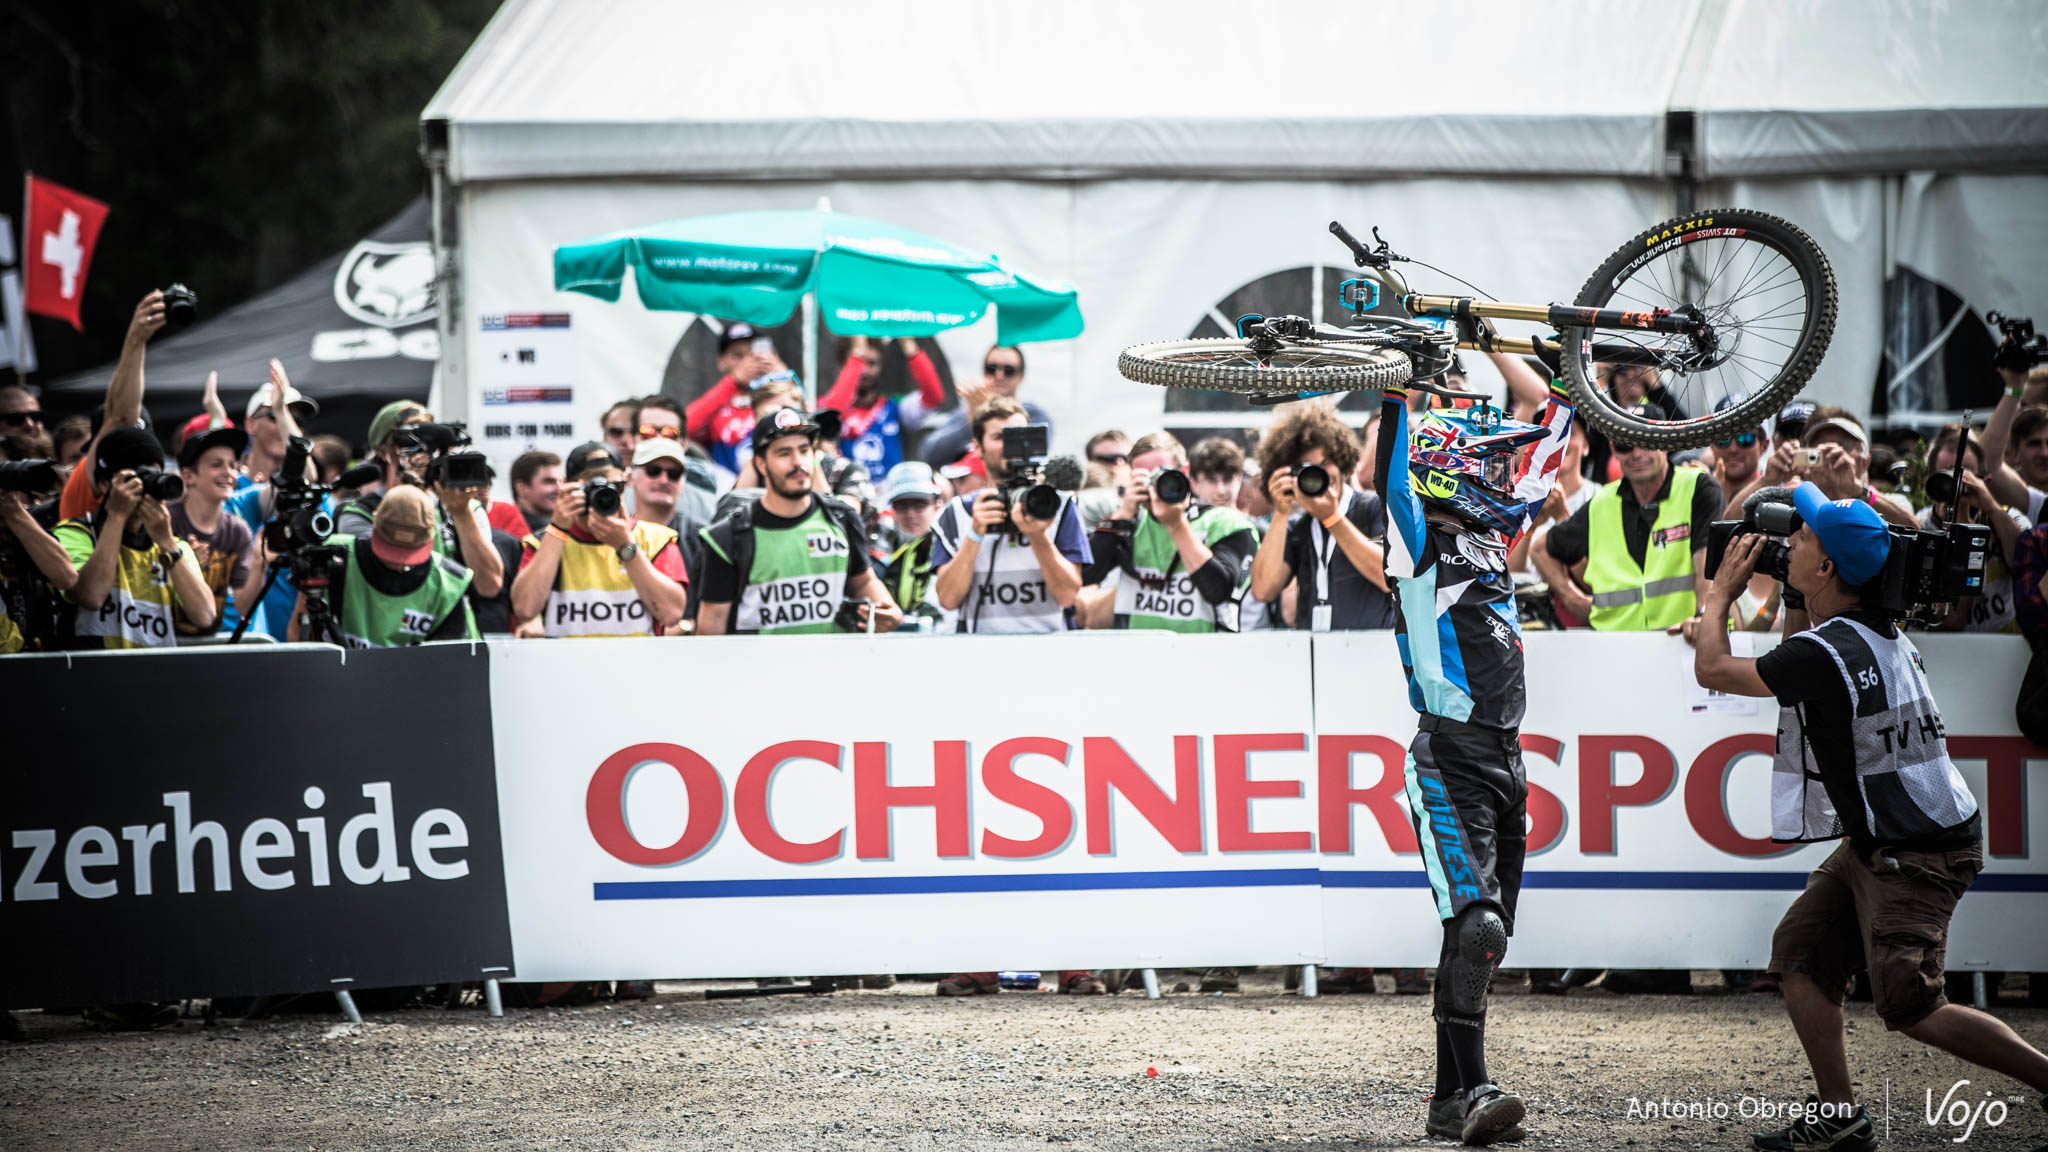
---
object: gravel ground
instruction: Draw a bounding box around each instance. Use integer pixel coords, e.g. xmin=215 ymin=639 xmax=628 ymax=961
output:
xmin=3 ymin=972 xmax=2044 ymax=1152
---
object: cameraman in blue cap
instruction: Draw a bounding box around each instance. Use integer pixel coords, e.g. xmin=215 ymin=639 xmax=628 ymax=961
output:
xmin=1693 ymin=481 xmax=2048 ymax=1152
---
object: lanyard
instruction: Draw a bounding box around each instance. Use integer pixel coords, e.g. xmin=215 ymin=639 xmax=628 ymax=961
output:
xmin=1308 ymin=490 xmax=1358 ymax=606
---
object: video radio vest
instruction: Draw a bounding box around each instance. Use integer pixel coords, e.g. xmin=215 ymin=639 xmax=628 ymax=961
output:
xmin=1585 ymin=467 xmax=1699 ymax=631
xmin=726 ymin=500 xmax=857 ymax=635
xmin=543 ymin=521 xmax=681 ymax=638
xmin=1770 ymin=615 xmax=1978 ymax=846
xmin=332 ymin=535 xmax=472 ymax=649
xmin=1112 ymin=504 xmax=1255 ymax=633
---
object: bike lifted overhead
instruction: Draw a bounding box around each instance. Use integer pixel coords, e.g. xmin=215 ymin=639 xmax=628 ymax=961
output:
xmin=1119 ymin=208 xmax=1839 ymax=452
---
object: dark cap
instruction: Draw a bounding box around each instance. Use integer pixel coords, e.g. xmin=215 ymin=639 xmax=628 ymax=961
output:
xmin=176 ymin=425 xmax=250 ymax=470
xmin=718 ymin=321 xmax=760 ymax=354
xmin=564 ymin=440 xmax=623 ymax=478
xmin=753 ymin=406 xmax=819 ymax=450
xmin=1776 ymin=399 xmax=1817 ymax=438
xmin=95 ymin=427 xmax=166 ymax=482
xmin=1713 ymin=391 xmax=1749 ymax=415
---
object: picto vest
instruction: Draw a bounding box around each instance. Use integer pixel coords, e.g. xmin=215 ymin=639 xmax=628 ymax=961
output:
xmin=1112 ymin=504 xmax=1255 ymax=633
xmin=711 ymin=499 xmax=858 ymax=635
xmin=57 ymin=518 xmax=181 ymax=650
xmin=332 ymin=535 xmax=472 ymax=649
xmin=1770 ymin=616 xmax=1978 ymax=846
xmin=1585 ymin=468 xmax=1699 ymax=631
xmin=542 ymin=521 xmax=681 ymax=638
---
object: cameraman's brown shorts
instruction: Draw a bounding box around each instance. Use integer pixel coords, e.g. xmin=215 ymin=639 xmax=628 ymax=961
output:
xmin=1769 ymin=838 xmax=1982 ymax=1031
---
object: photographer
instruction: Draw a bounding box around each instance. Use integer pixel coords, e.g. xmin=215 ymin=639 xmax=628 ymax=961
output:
xmin=1247 ymin=404 xmax=1394 ymax=631
xmin=334 ymin=405 xmax=504 ymax=601
xmin=1085 ymin=431 xmax=1257 ymax=632
xmin=0 ymin=458 xmax=75 ymax=653
xmin=292 ymin=486 xmax=477 ymax=647
xmin=1689 ymin=484 xmax=2048 ymax=1151
xmin=55 ymin=428 xmax=214 ymax=648
xmin=929 ymin=398 xmax=1088 ymax=633
xmin=1975 ymin=360 xmax=2047 ymax=526
xmin=696 ymin=409 xmax=901 ymax=636
xmin=57 ymin=291 xmax=165 ymax=522
xmin=1918 ymin=425 xmax=2029 ymax=633
xmin=513 ymin=442 xmax=688 ymax=638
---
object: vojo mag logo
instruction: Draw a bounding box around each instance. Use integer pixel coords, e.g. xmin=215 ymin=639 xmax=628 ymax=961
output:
xmin=334 ymin=239 xmax=436 ymax=328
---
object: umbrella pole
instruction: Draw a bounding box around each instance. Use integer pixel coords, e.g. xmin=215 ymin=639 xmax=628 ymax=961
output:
xmin=802 ymin=290 xmax=818 ymax=409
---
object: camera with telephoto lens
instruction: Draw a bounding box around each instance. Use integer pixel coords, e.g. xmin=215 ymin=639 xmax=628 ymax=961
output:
xmin=395 ymin=421 xmax=490 ymax=488
xmin=161 ymin=284 xmax=199 ymax=330
xmin=583 ymin=477 xmax=624 ymax=518
xmin=131 ymin=467 xmax=185 ymax=502
xmin=1150 ymin=467 xmax=1191 ymax=506
xmin=0 ymin=458 xmax=61 ymax=495
xmin=1292 ymin=462 xmax=1332 ymax=499
xmin=1988 ymin=312 xmax=2048 ymax=371
xmin=995 ymin=423 xmax=1060 ymax=534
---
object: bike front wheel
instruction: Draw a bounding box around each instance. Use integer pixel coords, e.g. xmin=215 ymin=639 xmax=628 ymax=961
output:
xmin=1561 ymin=208 xmax=1837 ymax=450
xmin=1117 ymin=338 xmax=1413 ymax=396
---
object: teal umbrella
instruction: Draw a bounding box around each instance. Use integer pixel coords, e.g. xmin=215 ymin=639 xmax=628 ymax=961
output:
xmin=553 ymin=209 xmax=1083 ymax=344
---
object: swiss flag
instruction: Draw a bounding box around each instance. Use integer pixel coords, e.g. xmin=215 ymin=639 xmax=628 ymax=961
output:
xmin=22 ymin=174 xmax=110 ymax=331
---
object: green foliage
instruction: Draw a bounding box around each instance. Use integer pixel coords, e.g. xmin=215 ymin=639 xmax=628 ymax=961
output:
xmin=3 ymin=0 xmax=502 ymax=373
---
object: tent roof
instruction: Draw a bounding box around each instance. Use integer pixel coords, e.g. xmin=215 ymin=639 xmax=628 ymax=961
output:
xmin=424 ymin=0 xmax=1698 ymax=181
xmin=425 ymin=0 xmax=2048 ymax=183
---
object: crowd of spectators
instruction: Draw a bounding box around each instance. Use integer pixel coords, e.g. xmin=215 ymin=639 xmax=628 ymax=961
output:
xmin=4 ymin=289 xmax=2045 ymax=661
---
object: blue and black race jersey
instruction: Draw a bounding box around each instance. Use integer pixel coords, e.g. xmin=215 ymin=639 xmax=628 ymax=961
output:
xmin=1375 ymin=382 xmax=1576 ymax=730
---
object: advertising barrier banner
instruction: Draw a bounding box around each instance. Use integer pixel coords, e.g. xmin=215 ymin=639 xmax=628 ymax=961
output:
xmin=490 ymin=631 xmax=2044 ymax=979
xmin=2 ymin=645 xmax=516 ymax=1007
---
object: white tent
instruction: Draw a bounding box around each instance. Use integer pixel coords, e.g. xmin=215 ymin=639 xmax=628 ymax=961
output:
xmin=422 ymin=0 xmax=2048 ymax=469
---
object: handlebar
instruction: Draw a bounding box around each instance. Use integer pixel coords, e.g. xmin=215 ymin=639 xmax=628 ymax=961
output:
xmin=1329 ymin=221 xmax=1374 ymax=267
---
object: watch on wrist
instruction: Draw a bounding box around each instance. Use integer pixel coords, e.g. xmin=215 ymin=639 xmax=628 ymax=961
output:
xmin=615 ymin=541 xmax=639 ymax=563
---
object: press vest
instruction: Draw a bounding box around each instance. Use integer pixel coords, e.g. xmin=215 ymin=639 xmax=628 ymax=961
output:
xmin=1112 ymin=504 xmax=1255 ymax=633
xmin=1770 ymin=616 xmax=1978 ymax=845
xmin=723 ymin=500 xmax=856 ymax=635
xmin=55 ymin=519 xmax=181 ymax=650
xmin=331 ymin=534 xmax=472 ymax=649
xmin=542 ymin=521 xmax=681 ymax=638
xmin=945 ymin=493 xmax=1078 ymax=634
xmin=1585 ymin=468 xmax=1699 ymax=631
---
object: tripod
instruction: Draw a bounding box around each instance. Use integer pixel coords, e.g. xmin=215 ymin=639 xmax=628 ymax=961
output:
xmin=227 ymin=546 xmax=347 ymax=646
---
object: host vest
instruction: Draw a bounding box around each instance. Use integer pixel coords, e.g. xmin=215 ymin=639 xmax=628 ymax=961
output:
xmin=332 ymin=535 xmax=472 ymax=649
xmin=1113 ymin=504 xmax=1255 ymax=633
xmin=1585 ymin=467 xmax=1699 ymax=631
xmin=543 ymin=520 xmax=681 ymax=638
xmin=1770 ymin=616 xmax=1978 ymax=845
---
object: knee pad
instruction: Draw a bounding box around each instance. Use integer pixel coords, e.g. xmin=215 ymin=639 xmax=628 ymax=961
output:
xmin=1445 ymin=907 xmax=1508 ymax=1018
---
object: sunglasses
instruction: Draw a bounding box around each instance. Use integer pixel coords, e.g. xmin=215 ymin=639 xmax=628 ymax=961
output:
xmin=606 ymin=425 xmax=632 ymax=439
xmin=640 ymin=463 xmax=683 ymax=481
xmin=1091 ymin=452 xmax=1129 ymax=467
xmin=1714 ymin=432 xmax=1761 ymax=449
xmin=639 ymin=423 xmax=681 ymax=441
xmin=1612 ymin=442 xmax=1651 ymax=455
xmin=982 ymin=363 xmax=1020 ymax=379
xmin=0 ymin=410 xmax=42 ymax=428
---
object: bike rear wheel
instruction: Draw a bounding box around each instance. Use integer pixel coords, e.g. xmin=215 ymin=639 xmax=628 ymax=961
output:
xmin=1561 ymin=208 xmax=1836 ymax=450
xmin=1117 ymin=338 xmax=1412 ymax=396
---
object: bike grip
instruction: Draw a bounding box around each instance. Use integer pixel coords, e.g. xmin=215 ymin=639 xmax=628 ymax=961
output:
xmin=1329 ymin=221 xmax=1372 ymax=266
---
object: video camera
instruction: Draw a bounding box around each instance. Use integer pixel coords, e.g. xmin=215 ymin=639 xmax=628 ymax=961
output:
xmin=1988 ymin=312 xmax=2048 ymax=372
xmin=1705 ymin=430 xmax=1992 ymax=624
xmin=395 ymin=421 xmax=490 ymax=488
xmin=235 ymin=435 xmax=372 ymax=646
xmin=995 ymin=423 xmax=1061 ymax=534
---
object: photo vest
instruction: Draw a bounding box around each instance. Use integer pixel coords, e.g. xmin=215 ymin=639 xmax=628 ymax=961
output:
xmin=56 ymin=519 xmax=180 ymax=650
xmin=543 ymin=520 xmax=681 ymax=638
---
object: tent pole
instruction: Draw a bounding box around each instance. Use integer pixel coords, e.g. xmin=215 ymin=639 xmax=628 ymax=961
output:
xmin=802 ymin=290 xmax=817 ymax=409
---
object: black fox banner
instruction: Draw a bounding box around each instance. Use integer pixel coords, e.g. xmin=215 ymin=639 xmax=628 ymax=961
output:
xmin=1 ymin=644 xmax=514 ymax=1007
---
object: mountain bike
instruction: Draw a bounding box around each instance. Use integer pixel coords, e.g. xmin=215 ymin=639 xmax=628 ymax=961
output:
xmin=1117 ymin=209 xmax=1838 ymax=450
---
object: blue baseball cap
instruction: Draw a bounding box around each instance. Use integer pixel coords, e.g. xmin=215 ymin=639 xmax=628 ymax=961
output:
xmin=1792 ymin=481 xmax=1890 ymax=585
